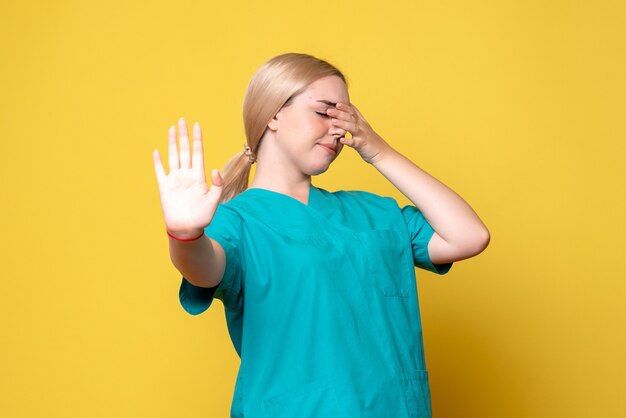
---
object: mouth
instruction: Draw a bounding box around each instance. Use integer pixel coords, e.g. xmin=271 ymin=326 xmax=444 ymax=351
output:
xmin=318 ymin=143 xmax=337 ymax=156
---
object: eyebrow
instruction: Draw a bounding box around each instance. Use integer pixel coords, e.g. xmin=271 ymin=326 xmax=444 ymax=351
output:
xmin=315 ymin=100 xmax=337 ymax=106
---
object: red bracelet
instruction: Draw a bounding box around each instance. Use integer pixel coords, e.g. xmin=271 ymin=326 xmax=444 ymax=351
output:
xmin=166 ymin=229 xmax=204 ymax=242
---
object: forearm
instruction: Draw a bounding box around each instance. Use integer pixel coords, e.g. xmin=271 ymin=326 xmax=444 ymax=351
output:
xmin=168 ymin=234 xmax=223 ymax=288
xmin=372 ymin=145 xmax=490 ymax=249
xmin=329 ymin=101 xmax=489 ymax=260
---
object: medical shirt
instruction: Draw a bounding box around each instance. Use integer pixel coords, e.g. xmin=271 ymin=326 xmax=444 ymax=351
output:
xmin=179 ymin=183 xmax=452 ymax=418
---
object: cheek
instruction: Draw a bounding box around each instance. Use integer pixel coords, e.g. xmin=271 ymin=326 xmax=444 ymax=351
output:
xmin=312 ymin=117 xmax=330 ymax=131
xmin=300 ymin=119 xmax=328 ymax=141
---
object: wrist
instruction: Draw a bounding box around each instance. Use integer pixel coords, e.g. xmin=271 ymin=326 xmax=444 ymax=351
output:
xmin=166 ymin=228 xmax=205 ymax=242
xmin=369 ymin=142 xmax=395 ymax=166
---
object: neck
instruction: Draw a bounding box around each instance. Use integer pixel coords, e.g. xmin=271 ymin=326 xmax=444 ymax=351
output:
xmin=248 ymin=140 xmax=312 ymax=202
xmin=250 ymin=161 xmax=311 ymax=193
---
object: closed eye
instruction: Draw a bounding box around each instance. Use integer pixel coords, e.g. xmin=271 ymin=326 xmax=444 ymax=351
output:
xmin=316 ymin=111 xmax=330 ymax=118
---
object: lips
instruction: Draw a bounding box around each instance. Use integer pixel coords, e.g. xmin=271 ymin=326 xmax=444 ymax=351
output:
xmin=318 ymin=143 xmax=337 ymax=155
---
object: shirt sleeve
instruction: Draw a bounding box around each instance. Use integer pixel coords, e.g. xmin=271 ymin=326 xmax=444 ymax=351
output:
xmin=400 ymin=204 xmax=453 ymax=275
xmin=179 ymin=204 xmax=244 ymax=315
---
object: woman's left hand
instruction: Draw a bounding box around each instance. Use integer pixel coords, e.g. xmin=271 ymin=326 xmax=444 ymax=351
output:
xmin=327 ymin=102 xmax=391 ymax=164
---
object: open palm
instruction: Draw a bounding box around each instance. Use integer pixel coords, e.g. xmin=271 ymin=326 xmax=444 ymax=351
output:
xmin=153 ymin=118 xmax=223 ymax=238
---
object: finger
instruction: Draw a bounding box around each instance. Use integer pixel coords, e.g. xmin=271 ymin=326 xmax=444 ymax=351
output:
xmin=336 ymin=102 xmax=354 ymax=115
xmin=326 ymin=107 xmax=353 ymax=122
xmin=178 ymin=117 xmax=191 ymax=169
xmin=153 ymin=149 xmax=167 ymax=187
xmin=192 ymin=122 xmax=207 ymax=183
xmin=167 ymin=125 xmax=179 ymax=171
xmin=331 ymin=117 xmax=358 ymax=134
xmin=339 ymin=136 xmax=355 ymax=147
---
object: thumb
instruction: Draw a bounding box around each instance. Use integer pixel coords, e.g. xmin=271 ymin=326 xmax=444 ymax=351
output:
xmin=208 ymin=169 xmax=224 ymax=203
xmin=210 ymin=168 xmax=224 ymax=188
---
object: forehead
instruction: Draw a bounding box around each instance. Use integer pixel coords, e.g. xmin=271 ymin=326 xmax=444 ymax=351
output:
xmin=299 ymin=75 xmax=350 ymax=105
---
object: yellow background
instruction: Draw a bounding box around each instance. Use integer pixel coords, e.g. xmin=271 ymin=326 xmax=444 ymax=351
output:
xmin=1 ymin=1 xmax=624 ymax=417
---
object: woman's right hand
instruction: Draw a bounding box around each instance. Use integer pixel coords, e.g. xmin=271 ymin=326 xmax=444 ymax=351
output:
xmin=152 ymin=118 xmax=223 ymax=239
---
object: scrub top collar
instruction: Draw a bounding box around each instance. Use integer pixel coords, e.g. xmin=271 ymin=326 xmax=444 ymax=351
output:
xmin=243 ymin=182 xmax=323 ymax=208
xmin=240 ymin=183 xmax=354 ymax=233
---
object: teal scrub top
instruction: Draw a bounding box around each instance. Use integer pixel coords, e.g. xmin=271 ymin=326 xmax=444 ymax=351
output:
xmin=179 ymin=183 xmax=452 ymax=418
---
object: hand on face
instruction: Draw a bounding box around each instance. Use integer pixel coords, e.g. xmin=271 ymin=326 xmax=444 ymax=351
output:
xmin=326 ymin=103 xmax=390 ymax=164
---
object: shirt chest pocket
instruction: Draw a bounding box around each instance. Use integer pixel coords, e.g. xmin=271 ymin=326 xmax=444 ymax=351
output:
xmin=355 ymin=229 xmax=412 ymax=298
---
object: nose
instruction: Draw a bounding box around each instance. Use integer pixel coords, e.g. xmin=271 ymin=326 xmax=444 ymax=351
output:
xmin=329 ymin=123 xmax=347 ymax=140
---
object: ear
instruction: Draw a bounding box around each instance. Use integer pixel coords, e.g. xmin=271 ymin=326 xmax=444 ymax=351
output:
xmin=267 ymin=113 xmax=279 ymax=131
xmin=267 ymin=116 xmax=278 ymax=131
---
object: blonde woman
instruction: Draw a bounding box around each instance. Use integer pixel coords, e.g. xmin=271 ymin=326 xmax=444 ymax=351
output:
xmin=153 ymin=53 xmax=489 ymax=418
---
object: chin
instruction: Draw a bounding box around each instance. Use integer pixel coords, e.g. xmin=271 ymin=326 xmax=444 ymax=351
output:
xmin=308 ymin=162 xmax=332 ymax=176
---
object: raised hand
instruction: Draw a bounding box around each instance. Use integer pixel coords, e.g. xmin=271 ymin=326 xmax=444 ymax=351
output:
xmin=153 ymin=118 xmax=223 ymax=239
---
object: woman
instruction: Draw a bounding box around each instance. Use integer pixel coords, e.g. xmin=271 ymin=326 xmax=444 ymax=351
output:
xmin=153 ymin=53 xmax=489 ymax=418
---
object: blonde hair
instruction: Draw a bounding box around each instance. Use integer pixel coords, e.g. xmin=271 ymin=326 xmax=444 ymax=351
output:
xmin=219 ymin=53 xmax=347 ymax=202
